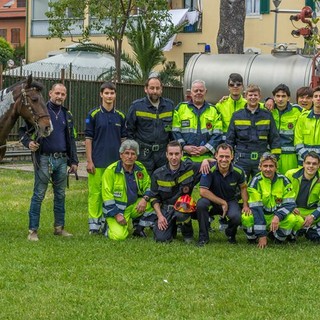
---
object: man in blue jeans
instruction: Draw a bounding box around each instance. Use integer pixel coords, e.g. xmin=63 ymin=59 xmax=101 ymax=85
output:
xmin=19 ymin=83 xmax=78 ymax=241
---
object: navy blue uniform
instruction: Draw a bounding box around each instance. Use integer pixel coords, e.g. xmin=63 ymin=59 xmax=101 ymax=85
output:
xmin=126 ymin=96 xmax=174 ymax=174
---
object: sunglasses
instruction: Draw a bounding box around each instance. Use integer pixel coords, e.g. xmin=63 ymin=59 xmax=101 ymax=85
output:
xmin=228 ymin=82 xmax=243 ymax=87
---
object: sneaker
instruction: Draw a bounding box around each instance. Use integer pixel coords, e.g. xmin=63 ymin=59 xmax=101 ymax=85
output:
xmin=227 ymin=236 xmax=237 ymax=244
xmin=27 ymin=230 xmax=39 ymax=241
xmin=184 ymin=237 xmax=193 ymax=244
xmin=54 ymin=226 xmax=73 ymax=237
xmin=197 ymin=240 xmax=209 ymax=247
xmin=89 ymin=230 xmax=100 ymax=235
xmin=247 ymin=238 xmax=257 ymax=245
xmin=132 ymin=228 xmax=147 ymax=238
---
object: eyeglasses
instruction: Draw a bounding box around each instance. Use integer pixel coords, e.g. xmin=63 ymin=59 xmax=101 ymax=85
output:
xmin=228 ymin=82 xmax=243 ymax=87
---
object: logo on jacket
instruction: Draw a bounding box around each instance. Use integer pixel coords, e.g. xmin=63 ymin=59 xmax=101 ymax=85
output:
xmin=275 ymin=198 xmax=282 ymax=205
xmin=181 ymin=120 xmax=190 ymax=127
xmin=287 ymin=123 xmax=293 ymax=129
xmin=206 ymin=122 xmax=212 ymax=130
xmin=136 ymin=172 xmax=144 ymax=180
xmin=182 ymin=186 xmax=190 ymax=194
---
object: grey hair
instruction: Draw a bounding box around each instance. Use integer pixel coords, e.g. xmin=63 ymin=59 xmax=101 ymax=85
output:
xmin=191 ymin=79 xmax=206 ymax=90
xmin=119 ymin=139 xmax=140 ymax=155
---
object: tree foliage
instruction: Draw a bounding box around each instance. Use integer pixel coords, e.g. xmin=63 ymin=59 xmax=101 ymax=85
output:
xmin=46 ymin=0 xmax=173 ymax=81
xmin=216 ymin=0 xmax=246 ymax=54
xmin=0 ymin=37 xmax=14 ymax=67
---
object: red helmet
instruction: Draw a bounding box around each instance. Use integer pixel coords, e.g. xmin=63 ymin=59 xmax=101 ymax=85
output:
xmin=174 ymin=194 xmax=197 ymax=213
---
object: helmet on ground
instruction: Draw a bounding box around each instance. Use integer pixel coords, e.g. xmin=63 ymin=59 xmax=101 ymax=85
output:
xmin=173 ymin=194 xmax=197 ymax=213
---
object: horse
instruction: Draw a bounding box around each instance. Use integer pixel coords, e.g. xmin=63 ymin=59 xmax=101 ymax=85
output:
xmin=0 ymin=75 xmax=52 ymax=160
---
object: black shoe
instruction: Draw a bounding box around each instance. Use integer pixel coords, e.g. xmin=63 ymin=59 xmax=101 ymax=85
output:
xmin=184 ymin=237 xmax=193 ymax=244
xmin=197 ymin=240 xmax=209 ymax=247
xmin=267 ymin=231 xmax=275 ymax=241
xmin=247 ymin=238 xmax=257 ymax=244
xmin=132 ymin=229 xmax=147 ymax=238
xmin=287 ymin=235 xmax=297 ymax=243
xmin=309 ymin=237 xmax=320 ymax=244
xmin=274 ymin=238 xmax=284 ymax=245
xmin=227 ymin=236 xmax=237 ymax=244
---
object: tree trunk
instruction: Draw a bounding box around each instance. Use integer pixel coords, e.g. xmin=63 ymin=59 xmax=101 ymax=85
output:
xmin=217 ymin=0 xmax=246 ymax=54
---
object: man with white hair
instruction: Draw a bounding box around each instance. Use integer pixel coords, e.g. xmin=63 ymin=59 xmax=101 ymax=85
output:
xmin=101 ymin=140 xmax=154 ymax=240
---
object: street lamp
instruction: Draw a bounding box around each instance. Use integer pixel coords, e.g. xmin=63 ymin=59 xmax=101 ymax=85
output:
xmin=273 ymin=0 xmax=282 ymax=48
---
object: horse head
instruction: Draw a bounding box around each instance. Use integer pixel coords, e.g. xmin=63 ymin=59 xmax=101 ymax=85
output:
xmin=14 ymin=75 xmax=52 ymax=138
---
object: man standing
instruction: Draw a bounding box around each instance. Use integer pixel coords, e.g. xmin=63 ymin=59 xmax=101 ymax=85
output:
xmin=126 ymin=77 xmax=174 ymax=175
xmin=295 ymin=86 xmax=320 ymax=164
xmin=85 ymin=82 xmax=127 ymax=234
xmin=215 ymin=73 xmax=247 ymax=139
xmin=226 ymin=84 xmax=281 ymax=180
xmin=271 ymin=84 xmax=302 ymax=174
xmin=19 ymin=83 xmax=78 ymax=241
xmin=242 ymin=153 xmax=298 ymax=248
xmin=150 ymin=141 xmax=209 ymax=243
xmin=172 ymin=80 xmax=223 ymax=162
xmin=197 ymin=143 xmax=250 ymax=246
xmin=101 ymin=140 xmax=154 ymax=240
xmin=286 ymin=152 xmax=320 ymax=242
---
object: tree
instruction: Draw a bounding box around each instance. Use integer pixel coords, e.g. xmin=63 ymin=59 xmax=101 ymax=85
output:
xmin=216 ymin=0 xmax=246 ymax=54
xmin=0 ymin=37 xmax=14 ymax=68
xmin=46 ymin=0 xmax=173 ymax=82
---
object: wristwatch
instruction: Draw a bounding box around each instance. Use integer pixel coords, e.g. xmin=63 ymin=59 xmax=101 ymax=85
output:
xmin=143 ymin=195 xmax=150 ymax=202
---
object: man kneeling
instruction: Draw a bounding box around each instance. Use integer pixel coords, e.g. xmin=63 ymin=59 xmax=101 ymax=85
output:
xmin=102 ymin=140 xmax=154 ymax=240
xmin=242 ymin=153 xmax=299 ymax=248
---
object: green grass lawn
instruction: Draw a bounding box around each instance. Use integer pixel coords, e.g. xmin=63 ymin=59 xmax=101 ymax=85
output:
xmin=0 ymin=168 xmax=318 ymax=320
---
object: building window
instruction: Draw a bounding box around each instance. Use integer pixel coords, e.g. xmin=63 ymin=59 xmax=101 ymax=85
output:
xmin=17 ymin=0 xmax=26 ymax=7
xmin=11 ymin=28 xmax=20 ymax=45
xmin=246 ymin=0 xmax=260 ymax=15
xmin=184 ymin=52 xmax=197 ymax=68
xmin=0 ymin=29 xmax=7 ymax=40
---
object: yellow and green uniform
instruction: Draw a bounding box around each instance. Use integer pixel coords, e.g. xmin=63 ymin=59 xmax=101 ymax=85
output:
xmin=271 ymin=103 xmax=302 ymax=174
xmin=242 ymin=171 xmax=299 ymax=241
xmin=172 ymin=101 xmax=223 ymax=162
xmin=285 ymin=167 xmax=320 ymax=237
xmin=215 ymin=95 xmax=247 ymax=137
xmin=102 ymin=160 xmax=154 ymax=240
xmin=294 ymin=109 xmax=320 ymax=164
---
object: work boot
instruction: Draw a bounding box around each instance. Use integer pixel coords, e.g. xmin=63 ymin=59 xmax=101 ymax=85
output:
xmin=27 ymin=230 xmax=39 ymax=241
xmin=54 ymin=226 xmax=73 ymax=237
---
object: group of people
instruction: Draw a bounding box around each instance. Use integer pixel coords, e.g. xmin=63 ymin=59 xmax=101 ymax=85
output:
xmin=20 ymin=74 xmax=320 ymax=249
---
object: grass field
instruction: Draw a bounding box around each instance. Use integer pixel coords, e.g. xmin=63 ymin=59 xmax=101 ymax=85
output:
xmin=0 ymin=168 xmax=319 ymax=320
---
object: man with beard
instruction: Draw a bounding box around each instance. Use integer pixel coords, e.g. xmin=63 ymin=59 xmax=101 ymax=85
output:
xmin=126 ymin=77 xmax=174 ymax=175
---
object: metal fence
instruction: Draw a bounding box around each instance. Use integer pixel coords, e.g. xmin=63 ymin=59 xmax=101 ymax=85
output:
xmin=2 ymin=72 xmax=183 ymax=140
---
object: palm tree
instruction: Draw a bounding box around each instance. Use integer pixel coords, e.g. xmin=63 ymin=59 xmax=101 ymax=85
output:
xmin=71 ymin=15 xmax=185 ymax=85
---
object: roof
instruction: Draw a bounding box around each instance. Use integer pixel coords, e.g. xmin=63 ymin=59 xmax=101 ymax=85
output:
xmin=6 ymin=50 xmax=116 ymax=79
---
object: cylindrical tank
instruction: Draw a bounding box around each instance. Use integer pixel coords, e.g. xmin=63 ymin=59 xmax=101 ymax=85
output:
xmin=184 ymin=50 xmax=316 ymax=103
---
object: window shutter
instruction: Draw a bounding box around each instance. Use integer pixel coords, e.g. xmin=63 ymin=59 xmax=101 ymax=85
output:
xmin=305 ymin=0 xmax=315 ymax=11
xmin=260 ymin=0 xmax=270 ymax=14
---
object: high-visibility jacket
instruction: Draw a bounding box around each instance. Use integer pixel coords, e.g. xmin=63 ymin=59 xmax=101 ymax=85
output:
xmin=215 ymin=95 xmax=247 ymax=134
xmin=248 ymin=172 xmax=296 ymax=237
xmin=226 ymin=105 xmax=281 ymax=156
xmin=102 ymin=160 xmax=151 ymax=217
xmin=271 ymin=103 xmax=302 ymax=154
xmin=126 ymin=96 xmax=174 ymax=145
xmin=285 ymin=167 xmax=320 ymax=219
xmin=172 ymin=101 xmax=223 ymax=153
xmin=294 ymin=109 xmax=320 ymax=160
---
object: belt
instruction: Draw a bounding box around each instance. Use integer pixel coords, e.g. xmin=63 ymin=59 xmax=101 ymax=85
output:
xmin=162 ymin=204 xmax=175 ymax=211
xmin=139 ymin=141 xmax=167 ymax=152
xmin=41 ymin=152 xmax=67 ymax=159
xmin=236 ymin=152 xmax=261 ymax=160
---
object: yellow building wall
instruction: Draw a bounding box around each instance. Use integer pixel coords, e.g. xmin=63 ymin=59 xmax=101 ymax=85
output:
xmin=27 ymin=0 xmax=308 ymax=68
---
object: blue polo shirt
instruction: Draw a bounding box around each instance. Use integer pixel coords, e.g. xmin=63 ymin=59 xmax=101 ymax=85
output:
xmin=85 ymin=106 xmax=127 ymax=168
xmin=200 ymin=163 xmax=246 ymax=202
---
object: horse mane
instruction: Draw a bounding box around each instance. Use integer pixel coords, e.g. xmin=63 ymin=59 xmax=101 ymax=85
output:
xmin=6 ymin=77 xmax=44 ymax=92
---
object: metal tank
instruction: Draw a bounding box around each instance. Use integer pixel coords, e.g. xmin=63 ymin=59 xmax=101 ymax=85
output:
xmin=184 ymin=49 xmax=316 ymax=103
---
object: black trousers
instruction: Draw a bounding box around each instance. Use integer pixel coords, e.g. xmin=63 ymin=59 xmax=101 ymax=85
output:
xmin=153 ymin=208 xmax=193 ymax=242
xmin=197 ymin=198 xmax=241 ymax=242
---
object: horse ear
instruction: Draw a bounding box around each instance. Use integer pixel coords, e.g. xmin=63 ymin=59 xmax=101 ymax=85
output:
xmin=26 ymin=74 xmax=32 ymax=88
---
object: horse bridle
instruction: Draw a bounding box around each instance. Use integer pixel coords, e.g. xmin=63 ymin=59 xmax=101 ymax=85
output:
xmin=20 ymin=87 xmax=50 ymax=123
